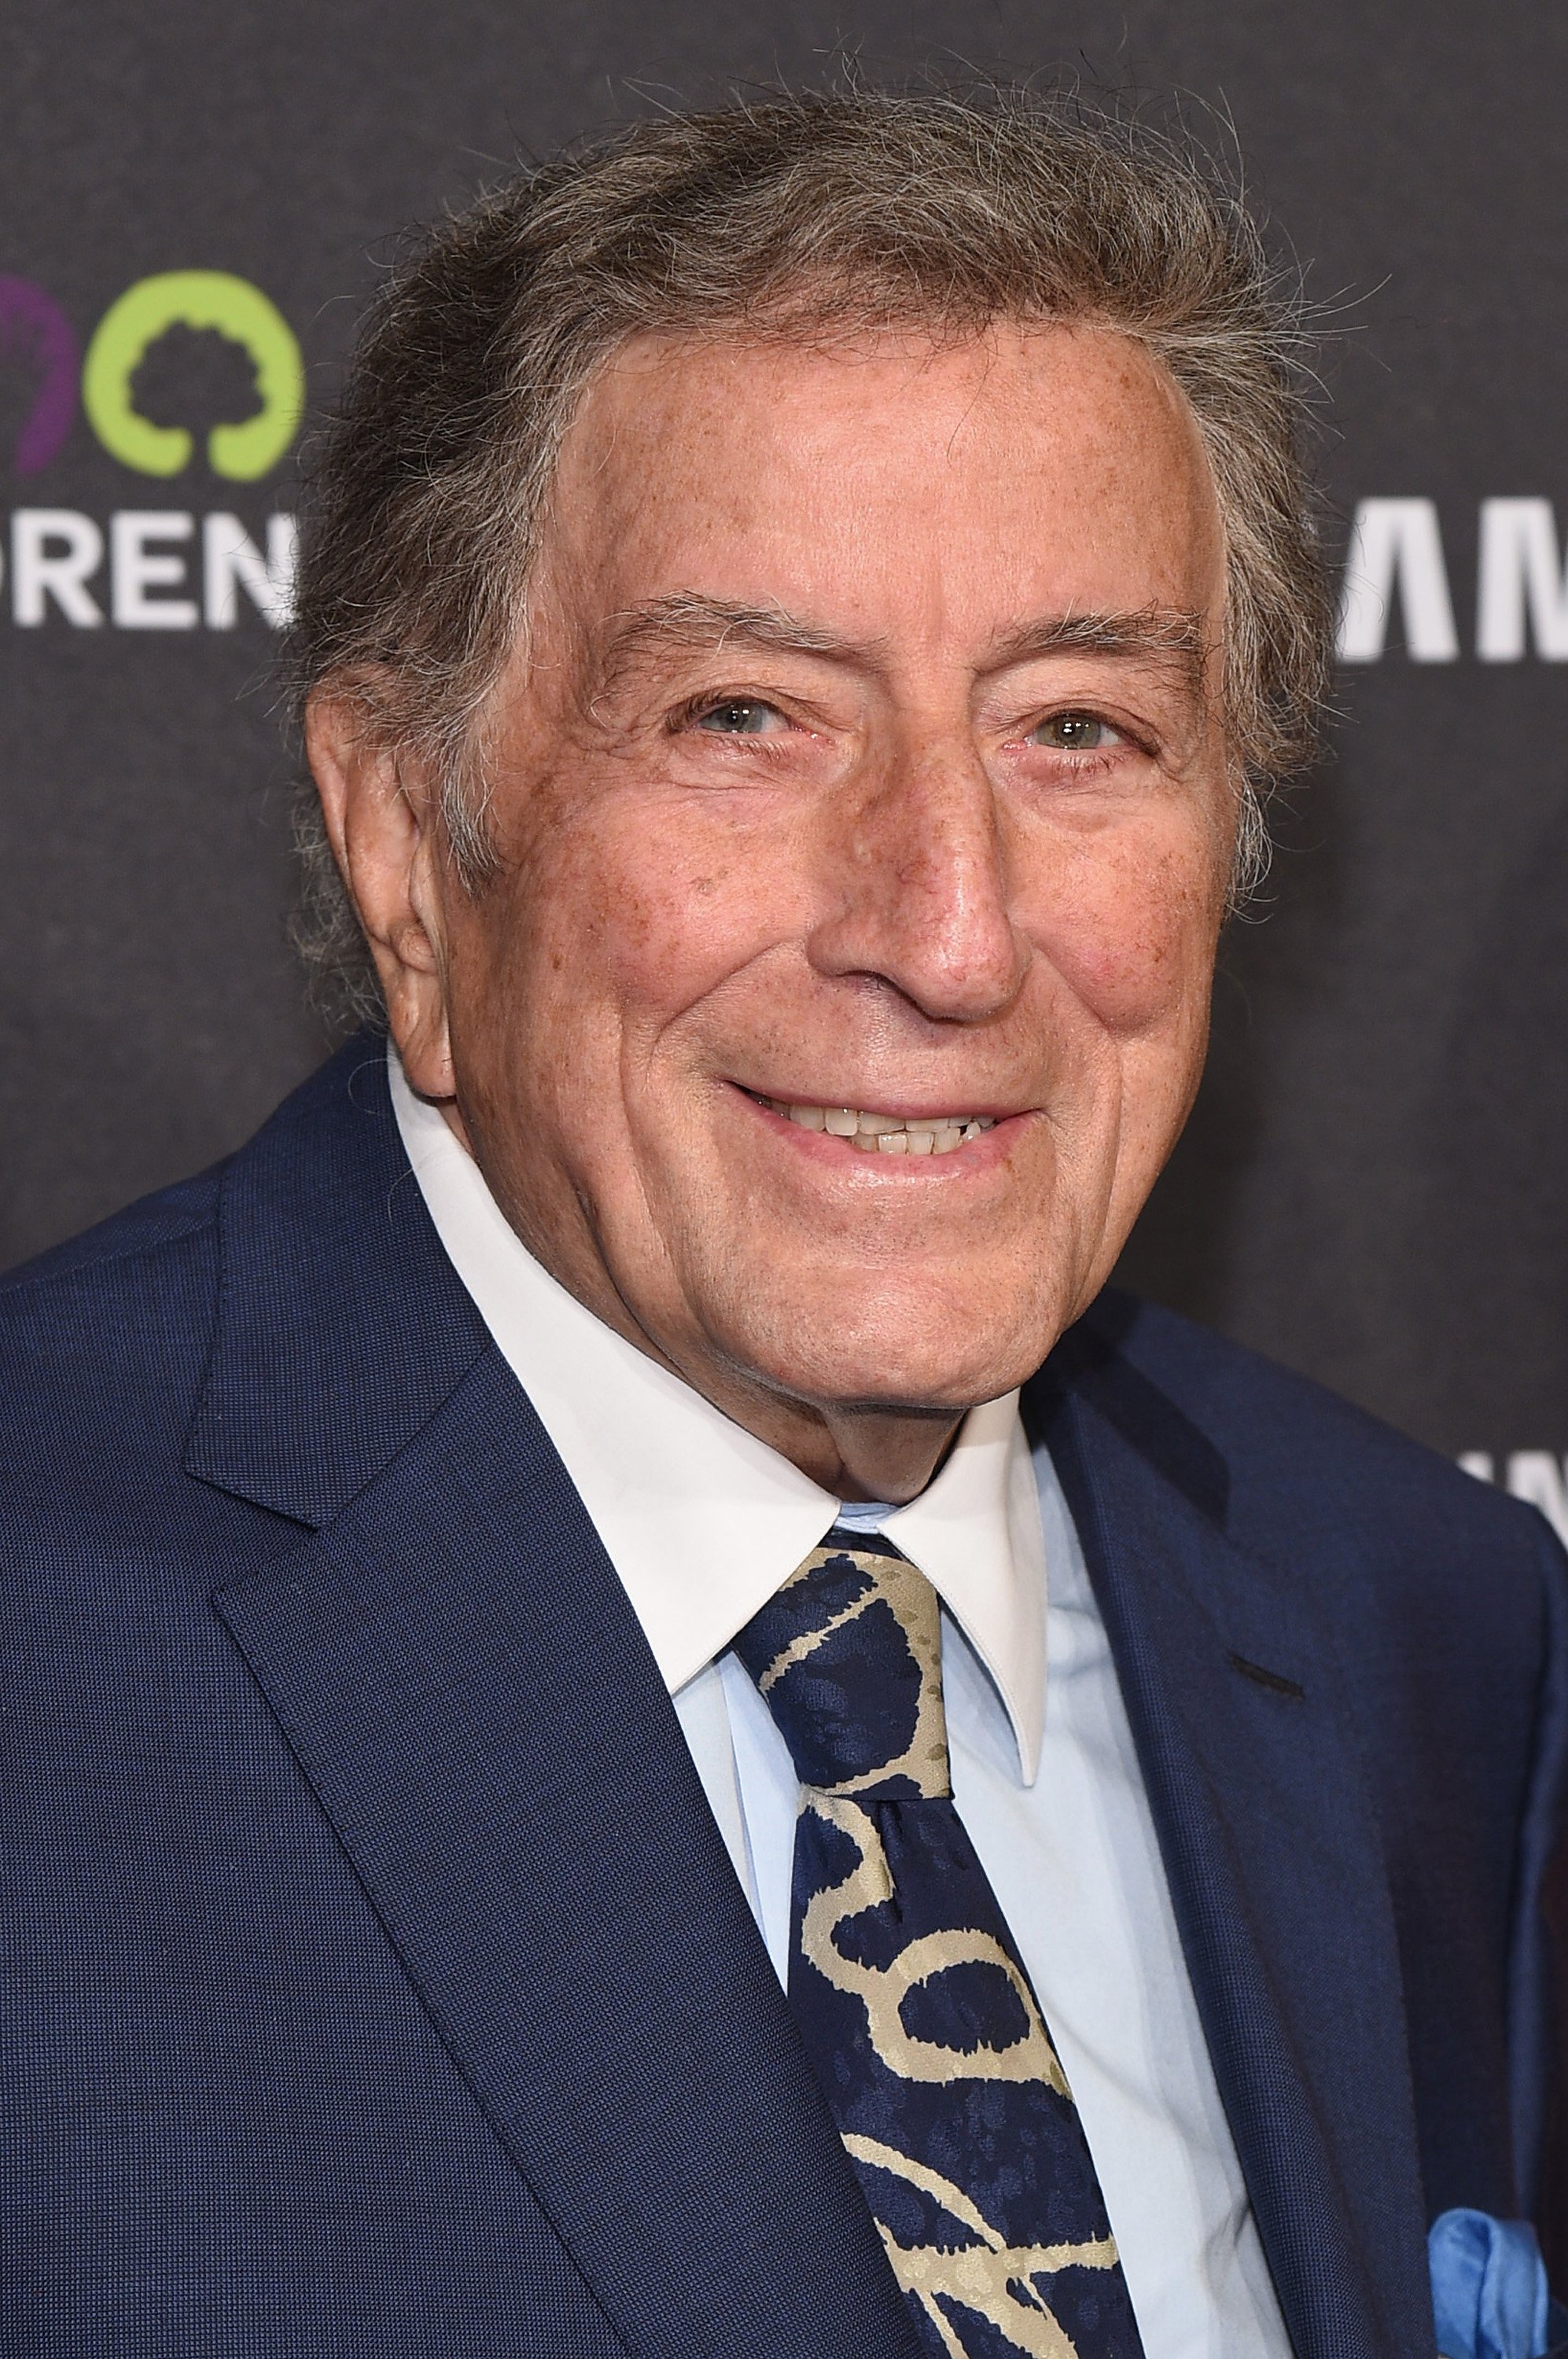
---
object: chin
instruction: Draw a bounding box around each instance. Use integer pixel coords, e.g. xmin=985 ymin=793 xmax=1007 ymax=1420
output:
xmin=719 ymin=1268 xmax=1069 ymax=1417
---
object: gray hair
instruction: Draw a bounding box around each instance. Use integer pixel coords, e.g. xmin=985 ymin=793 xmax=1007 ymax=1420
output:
xmin=287 ymin=83 xmax=1331 ymax=1024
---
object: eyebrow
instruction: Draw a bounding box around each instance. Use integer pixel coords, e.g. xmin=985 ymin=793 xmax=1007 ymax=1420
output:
xmin=589 ymin=594 xmax=868 ymax=699
xmin=588 ymin=591 xmax=1211 ymax=701
xmin=984 ymin=606 xmax=1210 ymax=694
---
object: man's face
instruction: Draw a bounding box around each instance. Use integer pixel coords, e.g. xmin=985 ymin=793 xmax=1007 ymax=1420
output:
xmin=429 ymin=322 xmax=1234 ymax=1425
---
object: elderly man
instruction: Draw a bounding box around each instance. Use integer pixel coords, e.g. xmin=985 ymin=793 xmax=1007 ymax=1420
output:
xmin=3 ymin=89 xmax=1563 ymax=2359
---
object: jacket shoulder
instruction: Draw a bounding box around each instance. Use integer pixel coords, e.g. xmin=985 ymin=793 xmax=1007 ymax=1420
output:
xmin=0 ymin=1164 xmax=219 ymax=1305
xmin=1064 ymin=1286 xmax=1559 ymax=1571
xmin=0 ymin=1035 xmax=383 ymax=1358
xmin=0 ymin=1038 xmax=385 ymax=1483
xmin=0 ymin=1168 xmax=224 ymax=1491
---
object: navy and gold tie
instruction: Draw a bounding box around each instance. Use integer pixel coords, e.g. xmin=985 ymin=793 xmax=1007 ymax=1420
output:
xmin=733 ymin=1528 xmax=1146 ymax=2359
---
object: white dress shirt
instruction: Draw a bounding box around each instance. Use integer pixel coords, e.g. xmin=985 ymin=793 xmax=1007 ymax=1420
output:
xmin=390 ymin=1054 xmax=1291 ymax=2359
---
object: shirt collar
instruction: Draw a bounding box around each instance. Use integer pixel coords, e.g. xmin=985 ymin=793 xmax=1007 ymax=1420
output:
xmin=390 ymin=1050 xmax=1045 ymax=1780
xmin=883 ymin=1397 xmax=1046 ymax=1779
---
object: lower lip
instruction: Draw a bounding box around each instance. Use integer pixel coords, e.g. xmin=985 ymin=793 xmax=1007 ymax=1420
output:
xmin=736 ymin=1089 xmax=1025 ymax=1174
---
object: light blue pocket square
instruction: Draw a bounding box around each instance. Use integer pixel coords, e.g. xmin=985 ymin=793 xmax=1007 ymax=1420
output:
xmin=1429 ymin=2208 xmax=1561 ymax=2359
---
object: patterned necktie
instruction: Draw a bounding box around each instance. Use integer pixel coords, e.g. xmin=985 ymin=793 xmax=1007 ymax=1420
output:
xmin=733 ymin=1528 xmax=1147 ymax=2359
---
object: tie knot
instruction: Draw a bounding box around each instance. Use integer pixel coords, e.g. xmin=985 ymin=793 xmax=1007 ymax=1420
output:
xmin=732 ymin=1529 xmax=950 ymax=1798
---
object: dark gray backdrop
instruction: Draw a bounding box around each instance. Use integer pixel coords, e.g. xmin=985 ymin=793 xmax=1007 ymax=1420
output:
xmin=2 ymin=0 xmax=1563 ymax=1492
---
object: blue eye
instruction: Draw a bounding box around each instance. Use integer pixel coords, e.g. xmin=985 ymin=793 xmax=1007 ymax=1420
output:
xmin=694 ymin=699 xmax=780 ymax=735
xmin=1031 ymin=712 xmax=1118 ymax=750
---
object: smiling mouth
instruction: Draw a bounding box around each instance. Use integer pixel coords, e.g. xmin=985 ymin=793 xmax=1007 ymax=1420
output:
xmin=748 ymin=1094 xmax=999 ymax=1157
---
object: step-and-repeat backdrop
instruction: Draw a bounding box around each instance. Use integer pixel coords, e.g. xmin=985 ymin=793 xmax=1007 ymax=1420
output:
xmin=15 ymin=9 xmax=1566 ymax=1491
xmin=2 ymin=14 xmax=1562 ymax=1526
xmin=6 ymin=0 xmax=1568 ymax=2264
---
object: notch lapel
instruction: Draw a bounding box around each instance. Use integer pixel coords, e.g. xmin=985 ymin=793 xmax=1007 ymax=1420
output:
xmin=214 ymin=1347 xmax=920 ymax=2359
xmin=1029 ymin=1353 xmax=1433 ymax=2359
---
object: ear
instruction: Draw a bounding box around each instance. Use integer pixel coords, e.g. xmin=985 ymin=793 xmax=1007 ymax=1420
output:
xmin=305 ymin=689 xmax=456 ymax=1101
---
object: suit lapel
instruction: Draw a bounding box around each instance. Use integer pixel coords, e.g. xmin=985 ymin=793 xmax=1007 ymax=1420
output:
xmin=1029 ymin=1349 xmax=1432 ymax=2359
xmin=212 ymin=1346 xmax=920 ymax=2359
xmin=187 ymin=1043 xmax=918 ymax=2359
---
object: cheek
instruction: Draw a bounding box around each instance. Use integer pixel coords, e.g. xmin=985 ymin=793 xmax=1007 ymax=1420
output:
xmin=590 ymin=847 xmax=776 ymax=1041
xmin=1029 ymin=818 xmax=1228 ymax=1039
xmin=482 ymin=799 xmax=803 ymax=1060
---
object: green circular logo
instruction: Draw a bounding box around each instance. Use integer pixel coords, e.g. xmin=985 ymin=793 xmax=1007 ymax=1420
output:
xmin=82 ymin=270 xmax=303 ymax=480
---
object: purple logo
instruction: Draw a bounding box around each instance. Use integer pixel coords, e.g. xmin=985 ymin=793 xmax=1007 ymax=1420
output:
xmin=0 ymin=278 xmax=79 ymax=476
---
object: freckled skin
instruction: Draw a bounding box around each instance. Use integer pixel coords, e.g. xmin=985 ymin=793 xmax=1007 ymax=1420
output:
xmin=308 ymin=322 xmax=1235 ymax=1500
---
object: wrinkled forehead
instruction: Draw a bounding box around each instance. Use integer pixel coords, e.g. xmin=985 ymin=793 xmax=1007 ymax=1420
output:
xmin=534 ymin=318 xmax=1229 ymax=663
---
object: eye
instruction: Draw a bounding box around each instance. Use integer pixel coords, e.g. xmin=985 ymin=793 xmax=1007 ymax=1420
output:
xmin=690 ymin=697 xmax=787 ymax=736
xmin=1029 ymin=710 xmax=1124 ymax=752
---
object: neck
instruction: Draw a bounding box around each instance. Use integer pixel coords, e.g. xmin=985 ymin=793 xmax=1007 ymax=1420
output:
xmin=632 ymin=1344 xmax=966 ymax=1503
xmin=789 ymin=1401 xmax=965 ymax=1503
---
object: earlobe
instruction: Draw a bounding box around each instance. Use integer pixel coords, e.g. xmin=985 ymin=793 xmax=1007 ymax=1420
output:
xmin=304 ymin=690 xmax=457 ymax=1100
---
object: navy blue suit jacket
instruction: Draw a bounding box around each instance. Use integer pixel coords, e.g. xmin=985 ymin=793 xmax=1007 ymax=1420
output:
xmin=4 ymin=1038 xmax=1566 ymax=2359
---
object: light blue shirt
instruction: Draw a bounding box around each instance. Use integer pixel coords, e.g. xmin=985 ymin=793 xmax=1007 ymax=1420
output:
xmin=392 ymin=1052 xmax=1294 ymax=2359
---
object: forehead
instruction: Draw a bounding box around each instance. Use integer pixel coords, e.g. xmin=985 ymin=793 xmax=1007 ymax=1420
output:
xmin=542 ymin=319 xmax=1227 ymax=644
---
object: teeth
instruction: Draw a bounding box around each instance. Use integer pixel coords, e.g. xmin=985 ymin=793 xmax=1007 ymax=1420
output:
xmin=761 ymin=1096 xmax=999 ymax=1150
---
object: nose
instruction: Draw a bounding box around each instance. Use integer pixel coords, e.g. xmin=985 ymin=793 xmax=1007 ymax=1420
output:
xmin=806 ymin=739 xmax=1031 ymax=1023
